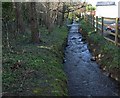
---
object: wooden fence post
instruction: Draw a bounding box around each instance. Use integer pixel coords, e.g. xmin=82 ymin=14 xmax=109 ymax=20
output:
xmin=88 ymin=15 xmax=89 ymax=23
xmin=86 ymin=14 xmax=88 ymax=22
xmin=93 ymin=15 xmax=95 ymax=28
xmin=84 ymin=12 xmax=85 ymax=20
xmin=91 ymin=15 xmax=93 ymax=26
xmin=80 ymin=13 xmax=82 ymax=19
xmin=101 ymin=17 xmax=104 ymax=36
xmin=91 ymin=15 xmax=93 ymax=27
xmin=96 ymin=16 xmax=98 ymax=32
xmin=85 ymin=13 xmax=86 ymax=21
xmin=115 ymin=17 xmax=119 ymax=45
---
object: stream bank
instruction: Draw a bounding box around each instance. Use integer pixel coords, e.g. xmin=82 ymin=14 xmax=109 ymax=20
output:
xmin=80 ymin=19 xmax=120 ymax=92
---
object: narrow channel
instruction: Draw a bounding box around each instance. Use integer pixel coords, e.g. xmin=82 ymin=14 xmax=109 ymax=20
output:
xmin=64 ymin=21 xmax=119 ymax=96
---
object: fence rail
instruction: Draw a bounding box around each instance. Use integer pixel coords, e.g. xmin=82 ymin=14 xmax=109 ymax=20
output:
xmin=83 ymin=14 xmax=120 ymax=46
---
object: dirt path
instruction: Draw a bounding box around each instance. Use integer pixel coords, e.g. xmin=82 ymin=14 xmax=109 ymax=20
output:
xmin=64 ymin=21 xmax=119 ymax=96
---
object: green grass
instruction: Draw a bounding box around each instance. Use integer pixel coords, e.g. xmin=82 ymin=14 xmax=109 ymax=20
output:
xmin=2 ymin=26 xmax=68 ymax=96
xmin=80 ymin=19 xmax=120 ymax=69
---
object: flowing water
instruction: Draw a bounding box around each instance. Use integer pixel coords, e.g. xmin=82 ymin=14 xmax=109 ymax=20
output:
xmin=64 ymin=21 xmax=120 ymax=96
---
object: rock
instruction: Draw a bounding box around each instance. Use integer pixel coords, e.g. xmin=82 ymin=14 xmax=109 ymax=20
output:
xmin=63 ymin=58 xmax=66 ymax=63
xmin=79 ymin=56 xmax=82 ymax=58
xmin=78 ymin=36 xmax=82 ymax=39
xmin=66 ymin=44 xmax=69 ymax=47
xmin=74 ymin=64 xmax=77 ymax=66
xmin=103 ymin=72 xmax=110 ymax=77
xmin=83 ymin=41 xmax=87 ymax=44
xmin=71 ymin=37 xmax=76 ymax=40
xmin=81 ymin=38 xmax=86 ymax=41
xmin=90 ymin=57 xmax=96 ymax=61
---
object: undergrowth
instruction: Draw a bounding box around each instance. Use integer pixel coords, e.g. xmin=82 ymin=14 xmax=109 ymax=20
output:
xmin=2 ymin=26 xmax=68 ymax=96
xmin=80 ymin=19 xmax=120 ymax=69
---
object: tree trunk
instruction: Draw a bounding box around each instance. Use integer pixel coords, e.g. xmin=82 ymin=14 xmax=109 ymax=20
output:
xmin=14 ymin=2 xmax=25 ymax=34
xmin=45 ymin=2 xmax=50 ymax=29
xmin=61 ymin=3 xmax=65 ymax=26
xmin=29 ymin=2 xmax=40 ymax=43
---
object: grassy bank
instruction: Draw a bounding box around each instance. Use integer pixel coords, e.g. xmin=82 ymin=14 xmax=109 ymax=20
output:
xmin=2 ymin=26 xmax=68 ymax=96
xmin=80 ymin=19 xmax=120 ymax=82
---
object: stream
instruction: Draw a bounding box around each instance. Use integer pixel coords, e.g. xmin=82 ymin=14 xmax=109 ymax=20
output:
xmin=64 ymin=21 xmax=120 ymax=96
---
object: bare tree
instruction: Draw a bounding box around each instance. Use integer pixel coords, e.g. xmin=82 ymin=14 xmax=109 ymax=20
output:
xmin=14 ymin=2 xmax=25 ymax=34
xmin=29 ymin=2 xmax=40 ymax=43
